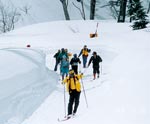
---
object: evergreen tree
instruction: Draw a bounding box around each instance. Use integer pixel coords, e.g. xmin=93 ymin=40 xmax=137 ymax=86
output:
xmin=128 ymin=0 xmax=149 ymax=30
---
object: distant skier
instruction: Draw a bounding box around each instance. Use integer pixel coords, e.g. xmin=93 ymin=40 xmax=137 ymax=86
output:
xmin=58 ymin=48 xmax=68 ymax=62
xmin=57 ymin=48 xmax=69 ymax=74
xmin=53 ymin=49 xmax=61 ymax=71
xmin=63 ymin=69 xmax=83 ymax=116
xmin=70 ymin=54 xmax=81 ymax=74
xmin=88 ymin=51 xmax=102 ymax=80
xmin=60 ymin=56 xmax=69 ymax=80
xmin=78 ymin=45 xmax=91 ymax=68
xmin=65 ymin=48 xmax=72 ymax=61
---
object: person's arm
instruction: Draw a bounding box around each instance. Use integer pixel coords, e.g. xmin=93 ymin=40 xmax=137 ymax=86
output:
xmin=53 ymin=53 xmax=57 ymax=58
xmin=70 ymin=58 xmax=73 ymax=65
xmin=98 ymin=55 xmax=102 ymax=62
xmin=62 ymin=77 xmax=68 ymax=84
xmin=88 ymin=56 xmax=93 ymax=67
xmin=78 ymin=58 xmax=81 ymax=64
xmin=88 ymin=48 xmax=91 ymax=53
xmin=100 ymin=56 xmax=102 ymax=62
xmin=78 ymin=49 xmax=82 ymax=57
xmin=77 ymin=73 xmax=84 ymax=79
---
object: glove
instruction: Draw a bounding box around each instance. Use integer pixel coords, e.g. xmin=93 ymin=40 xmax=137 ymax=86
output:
xmin=61 ymin=81 xmax=65 ymax=85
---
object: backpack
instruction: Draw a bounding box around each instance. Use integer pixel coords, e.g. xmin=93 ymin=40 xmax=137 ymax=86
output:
xmin=67 ymin=76 xmax=81 ymax=92
xmin=61 ymin=59 xmax=69 ymax=68
xmin=82 ymin=49 xmax=89 ymax=56
xmin=71 ymin=58 xmax=79 ymax=66
xmin=97 ymin=55 xmax=102 ymax=62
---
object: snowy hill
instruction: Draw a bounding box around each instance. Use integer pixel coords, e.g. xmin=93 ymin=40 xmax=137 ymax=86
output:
xmin=0 ymin=48 xmax=59 ymax=124
xmin=0 ymin=20 xmax=149 ymax=124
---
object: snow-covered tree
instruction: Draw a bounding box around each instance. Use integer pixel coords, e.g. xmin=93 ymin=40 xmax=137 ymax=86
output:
xmin=128 ymin=0 xmax=149 ymax=30
xmin=0 ymin=0 xmax=21 ymax=33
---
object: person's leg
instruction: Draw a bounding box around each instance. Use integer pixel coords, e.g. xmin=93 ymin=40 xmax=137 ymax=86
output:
xmin=82 ymin=56 xmax=85 ymax=68
xmin=83 ymin=56 xmax=87 ymax=68
xmin=54 ymin=60 xmax=59 ymax=71
xmin=74 ymin=66 xmax=78 ymax=74
xmin=97 ymin=67 xmax=100 ymax=78
xmin=73 ymin=92 xmax=81 ymax=114
xmin=64 ymin=69 xmax=68 ymax=78
xmin=93 ymin=67 xmax=96 ymax=80
xmin=54 ymin=63 xmax=57 ymax=71
xmin=62 ymin=73 xmax=64 ymax=80
xmin=68 ymin=93 xmax=75 ymax=115
xmin=72 ymin=66 xmax=76 ymax=73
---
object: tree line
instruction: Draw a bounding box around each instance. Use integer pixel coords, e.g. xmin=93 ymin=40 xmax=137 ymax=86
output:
xmin=0 ymin=0 xmax=31 ymax=33
xmin=0 ymin=0 xmax=149 ymax=33
xmin=60 ymin=0 xmax=149 ymax=30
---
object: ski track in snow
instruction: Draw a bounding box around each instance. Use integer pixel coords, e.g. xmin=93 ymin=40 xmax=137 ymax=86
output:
xmin=22 ymin=43 xmax=117 ymax=124
xmin=0 ymin=21 xmax=149 ymax=124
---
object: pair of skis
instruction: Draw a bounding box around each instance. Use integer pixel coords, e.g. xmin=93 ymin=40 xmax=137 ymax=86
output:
xmin=58 ymin=114 xmax=75 ymax=122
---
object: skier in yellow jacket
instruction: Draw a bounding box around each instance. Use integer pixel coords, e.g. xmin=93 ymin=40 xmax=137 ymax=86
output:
xmin=78 ymin=45 xmax=91 ymax=68
xmin=63 ymin=69 xmax=83 ymax=116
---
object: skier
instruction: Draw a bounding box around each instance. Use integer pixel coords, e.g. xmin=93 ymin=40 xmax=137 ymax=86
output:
xmin=63 ymin=69 xmax=83 ymax=116
xmin=65 ymin=48 xmax=72 ymax=61
xmin=88 ymin=51 xmax=102 ymax=80
xmin=70 ymin=54 xmax=81 ymax=74
xmin=58 ymin=48 xmax=69 ymax=74
xmin=78 ymin=45 xmax=91 ymax=68
xmin=60 ymin=56 xmax=69 ymax=80
xmin=53 ymin=49 xmax=61 ymax=71
xmin=58 ymin=48 xmax=68 ymax=63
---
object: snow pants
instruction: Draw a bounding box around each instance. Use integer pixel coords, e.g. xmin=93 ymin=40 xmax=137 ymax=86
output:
xmin=54 ymin=60 xmax=59 ymax=71
xmin=68 ymin=90 xmax=81 ymax=115
xmin=93 ymin=66 xmax=100 ymax=75
xmin=82 ymin=55 xmax=88 ymax=68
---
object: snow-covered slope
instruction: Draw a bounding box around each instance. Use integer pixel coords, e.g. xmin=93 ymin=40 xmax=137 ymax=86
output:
xmin=0 ymin=20 xmax=149 ymax=124
xmin=0 ymin=48 xmax=58 ymax=124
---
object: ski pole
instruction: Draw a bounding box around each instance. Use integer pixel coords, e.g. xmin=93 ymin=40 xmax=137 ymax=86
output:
xmin=95 ymin=22 xmax=99 ymax=35
xmin=79 ymin=63 xmax=82 ymax=73
xmin=63 ymin=84 xmax=67 ymax=117
xmin=81 ymin=78 xmax=88 ymax=108
xmin=101 ymin=62 xmax=102 ymax=75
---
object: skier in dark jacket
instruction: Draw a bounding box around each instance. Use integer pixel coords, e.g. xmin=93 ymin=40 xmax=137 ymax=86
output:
xmin=53 ymin=49 xmax=61 ymax=71
xmin=88 ymin=51 xmax=102 ymax=80
xmin=78 ymin=45 xmax=91 ymax=68
xmin=70 ymin=54 xmax=81 ymax=74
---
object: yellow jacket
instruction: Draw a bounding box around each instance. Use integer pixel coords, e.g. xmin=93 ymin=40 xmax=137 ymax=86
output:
xmin=82 ymin=49 xmax=88 ymax=56
xmin=63 ymin=74 xmax=83 ymax=92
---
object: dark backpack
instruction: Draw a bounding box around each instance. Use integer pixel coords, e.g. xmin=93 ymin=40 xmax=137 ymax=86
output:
xmin=97 ymin=55 xmax=102 ymax=62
